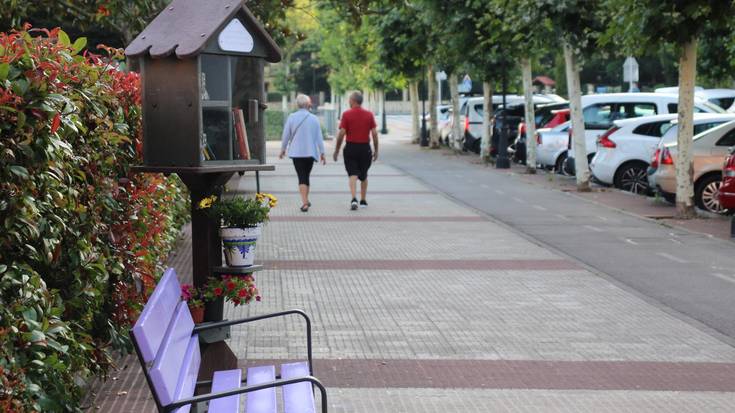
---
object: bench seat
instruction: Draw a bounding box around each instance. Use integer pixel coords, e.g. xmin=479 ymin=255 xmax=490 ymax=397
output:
xmin=130 ymin=268 xmax=327 ymax=413
xmin=209 ymin=369 xmax=242 ymax=413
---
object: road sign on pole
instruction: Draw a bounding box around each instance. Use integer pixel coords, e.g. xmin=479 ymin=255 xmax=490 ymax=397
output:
xmin=623 ymin=57 xmax=639 ymax=91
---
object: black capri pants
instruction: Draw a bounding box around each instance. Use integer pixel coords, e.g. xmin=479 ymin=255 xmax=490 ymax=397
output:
xmin=292 ymin=157 xmax=315 ymax=186
xmin=343 ymin=143 xmax=372 ymax=181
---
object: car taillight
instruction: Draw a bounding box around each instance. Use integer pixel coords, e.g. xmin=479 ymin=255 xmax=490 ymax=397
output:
xmin=464 ymin=116 xmax=469 ymax=132
xmin=724 ymin=155 xmax=735 ymax=177
xmin=651 ymin=148 xmax=661 ymax=169
xmin=536 ymin=132 xmax=542 ymax=145
xmin=597 ymin=127 xmax=619 ymax=148
xmin=661 ymin=148 xmax=674 ymax=165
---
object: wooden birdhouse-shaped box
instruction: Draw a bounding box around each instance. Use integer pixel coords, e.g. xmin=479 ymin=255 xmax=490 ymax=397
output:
xmin=126 ymin=0 xmax=281 ymax=171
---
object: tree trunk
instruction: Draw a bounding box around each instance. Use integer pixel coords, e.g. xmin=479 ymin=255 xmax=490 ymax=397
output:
xmin=449 ymin=73 xmax=462 ymax=151
xmin=522 ymin=57 xmax=537 ymax=174
xmin=675 ymin=38 xmax=698 ymax=218
xmin=281 ymin=95 xmax=288 ymax=114
xmin=428 ymin=66 xmax=440 ymax=148
xmin=409 ymin=80 xmax=420 ymax=144
xmin=563 ymin=43 xmax=590 ymax=191
xmin=481 ymin=80 xmax=494 ymax=162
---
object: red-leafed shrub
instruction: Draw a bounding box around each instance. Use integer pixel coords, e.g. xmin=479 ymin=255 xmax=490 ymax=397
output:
xmin=0 ymin=26 xmax=189 ymax=411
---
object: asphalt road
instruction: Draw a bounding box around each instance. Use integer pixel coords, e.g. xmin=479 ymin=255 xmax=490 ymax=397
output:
xmin=384 ymin=141 xmax=735 ymax=344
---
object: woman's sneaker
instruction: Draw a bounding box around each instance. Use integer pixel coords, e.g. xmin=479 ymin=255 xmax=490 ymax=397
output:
xmin=360 ymin=200 xmax=368 ymax=208
xmin=350 ymin=198 xmax=358 ymax=211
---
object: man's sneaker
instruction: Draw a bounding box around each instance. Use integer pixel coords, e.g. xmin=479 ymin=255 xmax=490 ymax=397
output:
xmin=360 ymin=200 xmax=368 ymax=208
xmin=350 ymin=199 xmax=358 ymax=211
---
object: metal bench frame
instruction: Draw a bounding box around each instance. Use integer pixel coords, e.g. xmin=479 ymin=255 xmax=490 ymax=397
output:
xmin=130 ymin=309 xmax=328 ymax=413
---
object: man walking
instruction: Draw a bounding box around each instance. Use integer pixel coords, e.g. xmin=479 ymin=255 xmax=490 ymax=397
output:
xmin=333 ymin=91 xmax=379 ymax=210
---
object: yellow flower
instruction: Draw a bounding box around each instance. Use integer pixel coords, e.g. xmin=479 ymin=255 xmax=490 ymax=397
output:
xmin=256 ymin=193 xmax=278 ymax=209
xmin=198 ymin=195 xmax=217 ymax=209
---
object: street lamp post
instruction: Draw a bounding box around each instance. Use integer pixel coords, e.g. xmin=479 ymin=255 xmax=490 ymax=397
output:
xmin=420 ymin=81 xmax=428 ymax=147
xmin=380 ymin=89 xmax=388 ymax=135
xmin=496 ymin=61 xmax=511 ymax=169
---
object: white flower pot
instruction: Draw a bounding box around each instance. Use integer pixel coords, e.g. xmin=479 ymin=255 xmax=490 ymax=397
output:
xmin=220 ymin=226 xmax=261 ymax=267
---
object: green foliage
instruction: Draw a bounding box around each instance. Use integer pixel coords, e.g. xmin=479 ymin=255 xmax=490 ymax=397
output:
xmin=0 ymin=27 xmax=188 ymax=411
xmin=266 ymin=110 xmax=286 ymax=141
xmin=376 ymin=5 xmax=431 ymax=81
xmin=602 ymin=0 xmax=735 ymax=52
xmin=205 ymin=197 xmax=271 ymax=228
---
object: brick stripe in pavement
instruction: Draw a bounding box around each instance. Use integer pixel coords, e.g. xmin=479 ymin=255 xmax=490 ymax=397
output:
xmin=260 ymin=259 xmax=580 ymax=271
xmin=240 ymin=358 xmax=735 ymax=392
xmin=270 ymin=216 xmax=487 ymax=222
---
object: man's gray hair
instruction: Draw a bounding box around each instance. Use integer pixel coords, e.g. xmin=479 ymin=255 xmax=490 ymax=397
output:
xmin=296 ymin=93 xmax=311 ymax=109
xmin=350 ymin=91 xmax=363 ymax=105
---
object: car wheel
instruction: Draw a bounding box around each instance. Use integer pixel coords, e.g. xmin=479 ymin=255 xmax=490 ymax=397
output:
xmin=695 ymin=174 xmax=728 ymax=214
xmin=615 ymin=162 xmax=650 ymax=195
xmin=555 ymin=152 xmax=568 ymax=175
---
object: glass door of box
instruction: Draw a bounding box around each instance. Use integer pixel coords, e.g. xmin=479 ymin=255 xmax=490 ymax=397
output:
xmin=200 ymin=54 xmax=233 ymax=162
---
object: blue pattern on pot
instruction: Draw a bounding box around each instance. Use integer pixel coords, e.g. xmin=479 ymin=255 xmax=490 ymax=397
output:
xmin=220 ymin=226 xmax=261 ymax=267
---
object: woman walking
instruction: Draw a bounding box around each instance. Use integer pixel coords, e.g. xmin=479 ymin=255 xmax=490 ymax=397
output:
xmin=279 ymin=94 xmax=326 ymax=212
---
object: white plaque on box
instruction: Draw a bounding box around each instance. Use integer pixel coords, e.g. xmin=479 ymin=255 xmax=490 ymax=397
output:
xmin=218 ymin=19 xmax=254 ymax=53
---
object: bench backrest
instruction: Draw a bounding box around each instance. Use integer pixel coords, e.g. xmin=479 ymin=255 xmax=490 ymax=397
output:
xmin=131 ymin=268 xmax=200 ymax=412
xmin=132 ymin=268 xmax=182 ymax=363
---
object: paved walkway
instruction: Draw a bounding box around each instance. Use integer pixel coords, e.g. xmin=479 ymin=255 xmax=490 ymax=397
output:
xmin=86 ymin=118 xmax=735 ymax=412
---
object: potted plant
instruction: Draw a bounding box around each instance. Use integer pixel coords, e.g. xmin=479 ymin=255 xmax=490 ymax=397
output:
xmin=199 ymin=193 xmax=277 ymax=267
xmin=181 ymin=284 xmax=205 ymax=323
xmin=200 ymin=274 xmax=261 ymax=320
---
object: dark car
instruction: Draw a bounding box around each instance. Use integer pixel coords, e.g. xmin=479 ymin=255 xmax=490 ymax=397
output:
xmin=490 ymin=104 xmax=525 ymax=157
xmin=511 ymin=102 xmax=570 ymax=164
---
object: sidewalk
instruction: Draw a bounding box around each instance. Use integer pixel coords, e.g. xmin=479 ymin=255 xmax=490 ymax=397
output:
xmin=86 ymin=118 xmax=735 ymax=412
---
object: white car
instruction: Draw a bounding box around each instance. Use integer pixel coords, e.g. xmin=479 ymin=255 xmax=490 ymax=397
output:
xmin=656 ymin=87 xmax=735 ymax=112
xmin=590 ymin=113 xmax=735 ymax=193
xmin=536 ymin=121 xmax=571 ymax=171
xmin=699 ymin=89 xmax=735 ymax=112
xmin=564 ymin=92 xmax=724 ymax=175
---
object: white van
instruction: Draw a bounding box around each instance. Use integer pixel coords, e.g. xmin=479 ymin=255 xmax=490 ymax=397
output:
xmin=563 ymin=93 xmax=724 ymax=175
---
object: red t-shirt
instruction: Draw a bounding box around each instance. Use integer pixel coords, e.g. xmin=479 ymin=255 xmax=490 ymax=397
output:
xmin=339 ymin=107 xmax=376 ymax=143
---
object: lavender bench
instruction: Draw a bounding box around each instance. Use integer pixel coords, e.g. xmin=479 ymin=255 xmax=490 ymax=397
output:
xmin=131 ymin=268 xmax=328 ymax=413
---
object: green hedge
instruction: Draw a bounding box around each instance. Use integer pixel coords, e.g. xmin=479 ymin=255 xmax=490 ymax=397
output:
xmin=265 ymin=109 xmax=285 ymax=141
xmin=0 ymin=28 xmax=188 ymax=411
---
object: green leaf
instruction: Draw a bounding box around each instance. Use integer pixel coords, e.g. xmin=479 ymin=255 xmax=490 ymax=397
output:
xmin=0 ymin=63 xmax=9 ymax=81
xmin=72 ymin=37 xmax=87 ymax=55
xmin=58 ymin=30 xmax=71 ymax=47
xmin=22 ymin=308 xmax=37 ymax=322
xmin=10 ymin=165 xmax=29 ymax=179
xmin=0 ymin=264 xmax=6 ymax=274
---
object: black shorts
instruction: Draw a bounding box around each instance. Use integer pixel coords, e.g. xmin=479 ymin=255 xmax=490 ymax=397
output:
xmin=292 ymin=157 xmax=315 ymax=186
xmin=343 ymin=143 xmax=372 ymax=181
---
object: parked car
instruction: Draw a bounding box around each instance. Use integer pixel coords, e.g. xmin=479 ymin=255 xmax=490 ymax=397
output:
xmin=591 ymin=113 xmax=735 ymax=194
xmin=513 ymin=103 xmax=570 ymax=164
xmin=656 ymin=87 xmax=735 ymax=112
xmin=698 ymin=89 xmax=735 ymax=112
xmin=650 ymin=120 xmax=735 ymax=214
xmin=461 ymin=95 xmax=557 ymax=153
xmin=718 ymin=147 xmax=735 ymax=210
xmin=563 ymin=92 xmax=724 ymax=175
xmin=536 ymin=120 xmax=572 ymax=172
